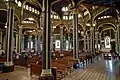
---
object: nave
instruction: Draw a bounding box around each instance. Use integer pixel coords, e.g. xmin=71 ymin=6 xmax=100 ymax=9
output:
xmin=0 ymin=55 xmax=120 ymax=80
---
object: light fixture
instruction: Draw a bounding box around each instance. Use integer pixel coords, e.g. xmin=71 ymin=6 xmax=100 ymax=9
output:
xmin=98 ymin=17 xmax=101 ymax=19
xmin=29 ymin=6 xmax=32 ymax=11
xmin=33 ymin=30 xmax=35 ymax=31
xmin=63 ymin=16 xmax=65 ymax=20
xmin=62 ymin=7 xmax=65 ymax=11
xmin=71 ymin=15 xmax=73 ymax=19
xmin=51 ymin=15 xmax=53 ymax=18
xmin=104 ymin=16 xmax=107 ymax=18
xmin=92 ymin=6 xmax=95 ymax=9
xmin=54 ymin=15 xmax=56 ymax=19
xmin=106 ymin=16 xmax=110 ymax=18
xmin=28 ymin=18 xmax=34 ymax=21
xmin=29 ymin=30 xmax=32 ymax=32
xmin=56 ymin=15 xmax=59 ymax=19
xmin=5 ymin=23 xmax=7 ymax=28
xmin=53 ymin=26 xmax=56 ymax=28
xmin=35 ymin=9 xmax=37 ymax=14
xmin=81 ymin=31 xmax=84 ymax=36
xmin=101 ymin=16 xmax=103 ymax=19
xmin=37 ymin=11 xmax=40 ymax=15
xmin=32 ymin=8 xmax=34 ymax=12
xmin=66 ymin=16 xmax=68 ymax=20
xmin=86 ymin=23 xmax=91 ymax=26
xmin=65 ymin=7 xmax=68 ymax=11
xmin=69 ymin=15 xmax=71 ymax=20
xmin=26 ymin=5 xmax=29 ymax=10
xmin=78 ymin=14 xmax=82 ymax=18
xmin=93 ymin=24 xmax=95 ymax=26
xmin=15 ymin=0 xmax=17 ymax=3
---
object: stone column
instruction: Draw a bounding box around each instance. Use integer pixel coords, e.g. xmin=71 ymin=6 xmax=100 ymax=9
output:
xmin=114 ymin=31 xmax=117 ymax=52
xmin=40 ymin=0 xmax=53 ymax=79
xmin=5 ymin=1 xmax=14 ymax=67
xmin=117 ymin=24 xmax=120 ymax=53
xmin=37 ymin=30 xmax=41 ymax=53
xmin=68 ymin=33 xmax=71 ymax=50
xmin=0 ymin=31 xmax=2 ymax=49
xmin=84 ymin=34 xmax=86 ymax=51
xmin=99 ymin=33 xmax=102 ymax=50
xmin=60 ymin=26 xmax=63 ymax=54
xmin=87 ymin=35 xmax=90 ymax=51
xmin=90 ymin=28 xmax=94 ymax=53
xmin=35 ymin=36 xmax=37 ymax=52
xmin=18 ymin=26 xmax=22 ymax=53
xmin=73 ymin=9 xmax=78 ymax=59
xmin=16 ymin=34 xmax=18 ymax=52
xmin=51 ymin=36 xmax=53 ymax=51
xmin=21 ymin=35 xmax=24 ymax=51
xmin=95 ymin=31 xmax=99 ymax=50
xmin=28 ymin=36 xmax=32 ymax=51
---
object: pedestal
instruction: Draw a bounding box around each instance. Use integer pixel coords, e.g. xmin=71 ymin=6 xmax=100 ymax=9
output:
xmin=39 ymin=76 xmax=54 ymax=80
xmin=3 ymin=65 xmax=14 ymax=73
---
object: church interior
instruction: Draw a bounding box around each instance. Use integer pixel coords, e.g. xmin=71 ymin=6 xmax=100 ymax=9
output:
xmin=0 ymin=0 xmax=120 ymax=80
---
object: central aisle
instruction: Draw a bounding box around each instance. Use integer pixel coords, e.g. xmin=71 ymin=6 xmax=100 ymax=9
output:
xmin=62 ymin=56 xmax=120 ymax=80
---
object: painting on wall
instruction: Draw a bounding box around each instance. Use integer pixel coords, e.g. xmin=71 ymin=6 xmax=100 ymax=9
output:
xmin=104 ymin=36 xmax=111 ymax=49
xmin=55 ymin=40 xmax=60 ymax=49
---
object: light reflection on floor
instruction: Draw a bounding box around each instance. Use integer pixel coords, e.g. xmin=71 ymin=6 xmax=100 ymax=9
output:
xmin=0 ymin=55 xmax=120 ymax=80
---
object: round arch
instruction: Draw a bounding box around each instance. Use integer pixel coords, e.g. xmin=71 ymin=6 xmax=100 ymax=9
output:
xmin=97 ymin=23 xmax=116 ymax=31
xmin=0 ymin=9 xmax=20 ymax=24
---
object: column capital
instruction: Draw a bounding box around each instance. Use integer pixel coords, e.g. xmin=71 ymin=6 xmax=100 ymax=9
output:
xmin=59 ymin=25 xmax=64 ymax=29
xmin=18 ymin=24 xmax=23 ymax=29
xmin=72 ymin=8 xmax=79 ymax=14
xmin=5 ymin=0 xmax=16 ymax=8
xmin=114 ymin=30 xmax=117 ymax=33
xmin=90 ymin=27 xmax=94 ymax=31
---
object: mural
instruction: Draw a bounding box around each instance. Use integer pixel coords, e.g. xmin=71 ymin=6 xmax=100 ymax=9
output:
xmin=105 ymin=36 xmax=111 ymax=48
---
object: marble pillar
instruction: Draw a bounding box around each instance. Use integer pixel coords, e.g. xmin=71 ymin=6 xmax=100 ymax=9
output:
xmin=40 ymin=0 xmax=53 ymax=79
xmin=73 ymin=9 xmax=78 ymax=59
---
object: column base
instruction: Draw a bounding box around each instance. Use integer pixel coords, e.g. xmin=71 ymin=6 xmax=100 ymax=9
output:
xmin=3 ymin=61 xmax=14 ymax=73
xmin=39 ymin=75 xmax=54 ymax=80
xmin=40 ymin=69 xmax=54 ymax=80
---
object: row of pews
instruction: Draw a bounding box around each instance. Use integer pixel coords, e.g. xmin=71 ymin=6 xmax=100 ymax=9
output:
xmin=29 ymin=50 xmax=103 ymax=80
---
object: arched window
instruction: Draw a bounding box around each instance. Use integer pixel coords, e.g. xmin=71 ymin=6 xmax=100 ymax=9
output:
xmin=18 ymin=1 xmax=22 ymax=7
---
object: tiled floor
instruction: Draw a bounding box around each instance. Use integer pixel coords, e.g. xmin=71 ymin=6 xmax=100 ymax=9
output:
xmin=0 ymin=66 xmax=39 ymax=80
xmin=62 ymin=57 xmax=120 ymax=80
xmin=0 ymin=56 xmax=120 ymax=80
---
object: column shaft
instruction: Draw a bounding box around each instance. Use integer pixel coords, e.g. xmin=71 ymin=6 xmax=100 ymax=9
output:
xmin=68 ymin=34 xmax=70 ymax=50
xmin=87 ymin=35 xmax=90 ymax=51
xmin=60 ymin=27 xmax=63 ymax=53
xmin=5 ymin=4 xmax=14 ymax=65
xmin=41 ymin=0 xmax=53 ymax=77
xmin=115 ymin=31 xmax=118 ymax=52
xmin=117 ymin=25 xmax=120 ymax=53
xmin=21 ymin=35 xmax=24 ymax=50
xmin=73 ymin=11 xmax=78 ymax=59
xmin=37 ymin=33 xmax=41 ymax=53
xmin=16 ymin=34 xmax=18 ymax=52
xmin=35 ymin=37 xmax=37 ymax=52
xmin=95 ymin=32 xmax=99 ymax=50
xmin=84 ymin=35 xmax=86 ymax=51
xmin=18 ymin=27 xmax=22 ymax=53
xmin=29 ymin=36 xmax=32 ymax=51
xmin=90 ymin=28 xmax=93 ymax=53
xmin=99 ymin=34 xmax=102 ymax=50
